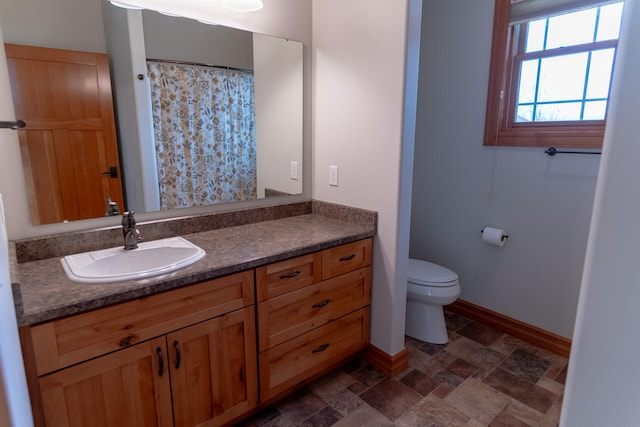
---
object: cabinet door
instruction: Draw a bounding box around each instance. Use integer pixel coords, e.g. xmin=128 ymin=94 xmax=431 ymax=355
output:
xmin=168 ymin=307 xmax=258 ymax=427
xmin=38 ymin=337 xmax=173 ymax=427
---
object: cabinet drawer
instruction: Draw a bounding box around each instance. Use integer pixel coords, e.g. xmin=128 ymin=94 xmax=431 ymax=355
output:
xmin=322 ymin=238 xmax=372 ymax=280
xmin=256 ymin=252 xmax=322 ymax=301
xmin=30 ymin=270 xmax=254 ymax=375
xmin=259 ymin=307 xmax=370 ymax=401
xmin=258 ymin=267 xmax=371 ymax=351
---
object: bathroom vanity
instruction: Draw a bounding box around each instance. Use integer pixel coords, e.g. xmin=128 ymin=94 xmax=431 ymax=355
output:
xmin=28 ymin=271 xmax=257 ymax=427
xmin=10 ymin=201 xmax=376 ymax=427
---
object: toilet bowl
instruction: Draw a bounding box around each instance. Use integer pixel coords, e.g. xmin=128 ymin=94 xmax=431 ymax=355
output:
xmin=405 ymin=258 xmax=461 ymax=344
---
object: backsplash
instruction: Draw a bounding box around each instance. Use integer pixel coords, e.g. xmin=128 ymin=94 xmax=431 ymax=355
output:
xmin=311 ymin=200 xmax=379 ymax=226
xmin=12 ymin=200 xmax=377 ymax=263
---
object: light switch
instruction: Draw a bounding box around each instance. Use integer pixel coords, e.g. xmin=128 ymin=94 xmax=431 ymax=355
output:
xmin=290 ymin=161 xmax=298 ymax=180
xmin=329 ymin=165 xmax=339 ymax=186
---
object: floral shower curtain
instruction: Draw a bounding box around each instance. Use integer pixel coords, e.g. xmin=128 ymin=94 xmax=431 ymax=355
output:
xmin=147 ymin=61 xmax=257 ymax=210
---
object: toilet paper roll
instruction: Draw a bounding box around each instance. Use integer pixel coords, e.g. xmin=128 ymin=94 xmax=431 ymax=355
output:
xmin=482 ymin=227 xmax=508 ymax=247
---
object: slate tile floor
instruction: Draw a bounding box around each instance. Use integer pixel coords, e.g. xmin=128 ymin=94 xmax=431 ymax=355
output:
xmin=239 ymin=311 xmax=568 ymax=426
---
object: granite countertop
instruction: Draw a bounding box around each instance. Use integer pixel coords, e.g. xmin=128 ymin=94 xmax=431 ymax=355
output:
xmin=14 ymin=213 xmax=375 ymax=326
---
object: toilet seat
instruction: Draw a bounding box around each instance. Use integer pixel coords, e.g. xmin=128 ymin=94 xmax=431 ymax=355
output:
xmin=408 ymin=258 xmax=458 ymax=288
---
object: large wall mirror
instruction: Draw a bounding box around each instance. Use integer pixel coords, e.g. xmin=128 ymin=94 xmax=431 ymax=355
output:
xmin=1 ymin=0 xmax=303 ymax=226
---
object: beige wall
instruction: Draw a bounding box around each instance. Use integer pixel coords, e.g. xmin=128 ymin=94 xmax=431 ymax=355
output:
xmin=254 ymin=33 xmax=304 ymax=197
xmin=312 ymin=0 xmax=421 ymax=355
xmin=142 ymin=10 xmax=254 ymax=70
xmin=0 ymin=0 xmax=106 ymax=52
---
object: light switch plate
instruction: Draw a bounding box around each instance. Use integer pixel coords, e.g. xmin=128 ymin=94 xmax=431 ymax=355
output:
xmin=290 ymin=161 xmax=298 ymax=180
xmin=329 ymin=165 xmax=339 ymax=186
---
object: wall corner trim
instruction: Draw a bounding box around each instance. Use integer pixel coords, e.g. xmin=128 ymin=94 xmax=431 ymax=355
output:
xmin=363 ymin=345 xmax=409 ymax=377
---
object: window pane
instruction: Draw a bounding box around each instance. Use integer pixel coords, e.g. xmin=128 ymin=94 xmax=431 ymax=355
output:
xmin=537 ymin=53 xmax=588 ymax=102
xmin=546 ymin=9 xmax=596 ymax=49
xmin=536 ymin=102 xmax=582 ymax=121
xmin=526 ymin=19 xmax=546 ymax=53
xmin=597 ymin=2 xmax=624 ymax=41
xmin=583 ymin=101 xmax=607 ymax=120
xmin=587 ymin=49 xmax=615 ymax=99
xmin=516 ymin=105 xmax=533 ymax=122
xmin=518 ymin=60 xmax=539 ymax=103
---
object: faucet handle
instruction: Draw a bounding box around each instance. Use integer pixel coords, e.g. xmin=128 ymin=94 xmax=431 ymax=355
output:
xmin=122 ymin=212 xmax=142 ymax=250
xmin=122 ymin=211 xmax=136 ymax=227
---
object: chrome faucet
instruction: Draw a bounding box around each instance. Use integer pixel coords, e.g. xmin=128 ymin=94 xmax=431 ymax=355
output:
xmin=122 ymin=211 xmax=141 ymax=250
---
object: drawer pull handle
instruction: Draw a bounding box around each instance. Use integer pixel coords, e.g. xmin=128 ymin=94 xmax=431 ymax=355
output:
xmin=312 ymin=299 xmax=331 ymax=309
xmin=157 ymin=347 xmax=164 ymax=377
xmin=280 ymin=270 xmax=301 ymax=279
xmin=312 ymin=343 xmax=330 ymax=353
xmin=173 ymin=340 xmax=181 ymax=369
xmin=339 ymin=254 xmax=356 ymax=262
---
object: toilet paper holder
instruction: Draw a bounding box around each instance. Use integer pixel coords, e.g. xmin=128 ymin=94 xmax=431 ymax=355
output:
xmin=480 ymin=228 xmax=509 ymax=242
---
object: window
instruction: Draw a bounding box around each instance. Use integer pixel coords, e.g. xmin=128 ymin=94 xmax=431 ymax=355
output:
xmin=484 ymin=0 xmax=624 ymax=148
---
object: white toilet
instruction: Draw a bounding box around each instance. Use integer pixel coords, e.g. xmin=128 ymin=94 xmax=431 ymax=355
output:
xmin=405 ymin=258 xmax=461 ymax=344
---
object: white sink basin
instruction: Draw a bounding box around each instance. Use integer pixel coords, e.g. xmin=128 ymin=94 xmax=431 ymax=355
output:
xmin=61 ymin=237 xmax=206 ymax=283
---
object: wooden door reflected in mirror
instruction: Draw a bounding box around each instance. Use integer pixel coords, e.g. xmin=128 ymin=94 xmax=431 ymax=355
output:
xmin=5 ymin=44 xmax=124 ymax=225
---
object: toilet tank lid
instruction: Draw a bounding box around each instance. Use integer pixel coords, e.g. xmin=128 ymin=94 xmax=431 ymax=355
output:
xmin=408 ymin=259 xmax=458 ymax=285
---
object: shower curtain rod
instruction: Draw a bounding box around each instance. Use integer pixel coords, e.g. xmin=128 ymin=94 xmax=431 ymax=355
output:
xmin=146 ymin=58 xmax=253 ymax=74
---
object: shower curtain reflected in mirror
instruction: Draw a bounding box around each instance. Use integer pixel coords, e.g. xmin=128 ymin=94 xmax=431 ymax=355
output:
xmin=147 ymin=61 xmax=257 ymax=210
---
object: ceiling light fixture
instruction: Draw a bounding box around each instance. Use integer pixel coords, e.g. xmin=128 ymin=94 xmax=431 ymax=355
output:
xmin=109 ymin=1 xmax=144 ymax=9
xmin=222 ymin=0 xmax=263 ymax=12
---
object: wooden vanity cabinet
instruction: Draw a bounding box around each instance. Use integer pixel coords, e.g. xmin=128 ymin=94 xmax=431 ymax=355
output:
xmin=257 ymin=238 xmax=372 ymax=401
xmin=23 ymin=238 xmax=373 ymax=426
xmin=26 ymin=271 xmax=257 ymax=427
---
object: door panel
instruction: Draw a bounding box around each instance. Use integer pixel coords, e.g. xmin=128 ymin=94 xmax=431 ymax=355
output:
xmin=17 ymin=129 xmax=63 ymax=225
xmin=5 ymin=43 xmax=124 ymax=224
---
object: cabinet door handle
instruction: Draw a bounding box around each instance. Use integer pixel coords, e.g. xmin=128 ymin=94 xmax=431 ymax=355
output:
xmin=173 ymin=340 xmax=181 ymax=369
xmin=312 ymin=299 xmax=331 ymax=309
xmin=280 ymin=270 xmax=301 ymax=279
xmin=312 ymin=343 xmax=330 ymax=353
xmin=157 ymin=347 xmax=164 ymax=377
xmin=339 ymin=254 xmax=356 ymax=262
